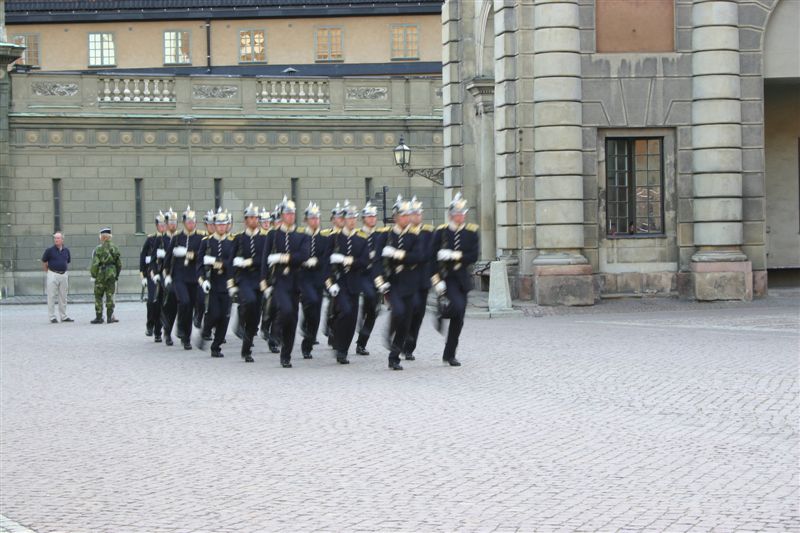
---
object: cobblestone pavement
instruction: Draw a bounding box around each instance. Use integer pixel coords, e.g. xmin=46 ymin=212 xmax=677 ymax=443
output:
xmin=1 ymin=296 xmax=798 ymax=532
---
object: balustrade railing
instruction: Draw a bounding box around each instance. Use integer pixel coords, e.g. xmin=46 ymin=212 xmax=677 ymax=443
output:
xmin=97 ymin=76 xmax=176 ymax=103
xmin=256 ymin=78 xmax=329 ymax=105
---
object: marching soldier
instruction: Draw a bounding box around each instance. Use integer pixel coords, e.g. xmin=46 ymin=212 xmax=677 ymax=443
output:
xmin=163 ymin=206 xmax=204 ymax=350
xmin=298 ymin=202 xmax=331 ymax=359
xmin=326 ymin=202 xmax=370 ymax=364
xmin=195 ymin=210 xmax=216 ymax=329
xmin=402 ymin=197 xmax=434 ymax=361
xmin=260 ymin=196 xmax=309 ymax=368
xmin=230 ymin=203 xmax=269 ymax=362
xmin=259 ymin=207 xmax=272 ymax=232
xmin=377 ymin=196 xmax=423 ymax=370
xmin=158 ymin=208 xmax=179 ymax=345
xmin=90 ymin=227 xmax=122 ymax=324
xmin=139 ymin=212 xmax=166 ymax=339
xmin=354 ymin=201 xmax=389 ymax=355
xmin=323 ymin=202 xmax=345 ymax=346
xmin=430 ymin=193 xmax=479 ymax=367
xmin=259 ymin=207 xmax=281 ymax=353
xmin=197 ymin=209 xmax=235 ymax=358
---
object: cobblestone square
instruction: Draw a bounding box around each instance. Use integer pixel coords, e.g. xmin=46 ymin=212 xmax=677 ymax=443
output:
xmin=1 ymin=296 xmax=798 ymax=532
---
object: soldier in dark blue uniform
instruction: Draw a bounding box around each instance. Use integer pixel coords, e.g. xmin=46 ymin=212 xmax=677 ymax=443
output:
xmin=194 ymin=210 xmax=215 ymax=329
xmin=402 ymin=197 xmax=434 ymax=361
xmin=259 ymin=207 xmax=281 ymax=353
xmin=196 ymin=209 xmax=236 ymax=358
xmin=298 ymin=202 xmax=331 ymax=359
xmin=164 ymin=206 xmax=204 ymax=350
xmin=231 ymin=203 xmax=269 ymax=362
xmin=140 ymin=211 xmax=166 ymax=340
xmin=158 ymin=208 xmax=179 ymax=346
xmin=377 ymin=196 xmax=427 ymax=371
xmin=323 ymin=202 xmax=345 ymax=347
xmin=326 ymin=202 xmax=370 ymax=364
xmin=260 ymin=196 xmax=310 ymax=368
xmin=430 ymin=193 xmax=480 ymax=367
xmin=354 ymin=201 xmax=390 ymax=355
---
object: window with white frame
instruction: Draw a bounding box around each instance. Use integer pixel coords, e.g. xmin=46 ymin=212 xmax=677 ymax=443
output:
xmin=164 ymin=30 xmax=191 ymax=65
xmin=88 ymin=32 xmax=116 ymax=66
xmin=315 ymin=27 xmax=343 ymax=62
xmin=239 ymin=30 xmax=266 ymax=63
xmin=391 ymin=24 xmax=419 ymax=60
xmin=11 ymin=34 xmax=40 ymax=67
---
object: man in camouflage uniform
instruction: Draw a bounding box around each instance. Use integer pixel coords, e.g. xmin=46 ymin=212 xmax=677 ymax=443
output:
xmin=90 ymin=227 xmax=122 ymax=324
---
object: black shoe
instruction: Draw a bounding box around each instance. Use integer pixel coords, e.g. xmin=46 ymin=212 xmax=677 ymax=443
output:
xmin=356 ymin=345 xmax=370 ymax=356
xmin=50 ymin=318 xmax=58 ymax=324
xmin=404 ymin=353 xmax=416 ymax=361
xmin=244 ymin=354 xmax=254 ymax=363
xmin=211 ymin=351 xmax=224 ymax=358
xmin=281 ymin=360 xmax=292 ymax=368
xmin=107 ymin=315 xmax=119 ymax=324
xmin=336 ymin=353 xmax=350 ymax=364
xmin=193 ymin=316 xmax=202 ymax=329
xmin=268 ymin=341 xmax=280 ymax=354
xmin=302 ymin=351 xmax=313 ymax=360
xmin=183 ymin=341 xmax=192 ymax=350
xmin=154 ymin=335 xmax=162 ymax=343
xmin=145 ymin=327 xmax=153 ymax=337
xmin=62 ymin=317 xmax=73 ymax=323
xmin=202 ymin=333 xmax=212 ymax=341
xmin=91 ymin=316 xmax=104 ymax=324
xmin=445 ymin=358 xmax=461 ymax=367
xmin=165 ymin=336 xmax=173 ymax=346
xmin=389 ymin=362 xmax=404 ymax=371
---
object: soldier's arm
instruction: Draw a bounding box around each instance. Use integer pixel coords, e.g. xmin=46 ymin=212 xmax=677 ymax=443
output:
xmin=139 ymin=237 xmax=150 ymax=277
xmin=351 ymin=236 xmax=370 ymax=270
xmin=259 ymin=231 xmax=273 ymax=284
xmin=462 ymin=225 xmax=480 ymax=265
xmin=114 ymin=245 xmax=122 ymax=279
xmin=288 ymin=232 xmax=310 ymax=267
xmin=89 ymin=248 xmax=99 ymax=278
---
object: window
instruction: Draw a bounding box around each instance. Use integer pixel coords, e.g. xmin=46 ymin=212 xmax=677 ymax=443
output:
xmin=315 ymin=27 xmax=343 ymax=62
xmin=52 ymin=179 xmax=62 ymax=232
xmin=134 ymin=178 xmax=144 ymax=234
xmin=11 ymin=34 xmax=40 ymax=67
xmin=88 ymin=32 xmax=116 ymax=67
xmin=164 ymin=30 xmax=191 ymax=65
xmin=239 ymin=30 xmax=266 ymax=63
xmin=606 ymin=138 xmax=664 ymax=236
xmin=214 ymin=179 xmax=223 ymax=210
xmin=596 ymin=0 xmax=674 ymax=53
xmin=291 ymin=178 xmax=299 ymax=204
xmin=391 ymin=25 xmax=419 ymax=60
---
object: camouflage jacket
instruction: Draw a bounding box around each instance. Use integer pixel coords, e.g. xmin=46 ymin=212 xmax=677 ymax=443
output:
xmin=90 ymin=241 xmax=122 ymax=283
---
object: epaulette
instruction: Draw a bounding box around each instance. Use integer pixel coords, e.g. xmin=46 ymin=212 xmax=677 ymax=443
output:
xmin=259 ymin=228 xmax=270 ymax=236
xmin=376 ymin=226 xmax=391 ymax=233
xmin=321 ymin=228 xmax=337 ymax=236
xmin=201 ymin=234 xmax=210 ymax=240
xmin=296 ymin=226 xmax=305 ymax=233
xmin=421 ymin=224 xmax=434 ymax=232
xmin=356 ymin=230 xmax=368 ymax=239
xmin=147 ymin=233 xmax=156 ymax=238
xmin=466 ymin=223 xmax=480 ymax=232
xmin=227 ymin=234 xmax=236 ymax=240
xmin=437 ymin=223 xmax=448 ymax=230
xmin=198 ymin=229 xmax=207 ymax=236
xmin=409 ymin=225 xmax=421 ymax=235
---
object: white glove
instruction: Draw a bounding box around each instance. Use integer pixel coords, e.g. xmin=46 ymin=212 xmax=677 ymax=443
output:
xmin=437 ymin=249 xmax=453 ymax=261
xmin=156 ymin=249 xmax=166 ymax=259
xmin=329 ymin=253 xmax=345 ymax=264
xmin=434 ymin=280 xmax=446 ymax=296
xmin=381 ymin=246 xmax=396 ymax=258
xmin=328 ymin=283 xmax=340 ymax=297
xmin=379 ymin=282 xmax=390 ymax=294
xmin=152 ymin=273 xmax=160 ymax=283
xmin=141 ymin=278 xmax=147 ymax=288
xmin=343 ymin=256 xmax=354 ymax=267
xmin=164 ymin=275 xmax=173 ymax=288
xmin=267 ymin=253 xmax=283 ymax=266
xmin=263 ymin=286 xmax=273 ymax=299
xmin=369 ymin=250 xmax=376 ymax=260
xmin=228 ymin=285 xmax=238 ymax=298
xmin=202 ymin=280 xmax=211 ymax=294
xmin=145 ymin=256 xmax=151 ymax=265
xmin=173 ymin=246 xmax=187 ymax=258
xmin=233 ymin=256 xmax=248 ymax=268
xmin=451 ymin=251 xmax=463 ymax=261
xmin=303 ymin=257 xmax=318 ymax=268
xmin=242 ymin=258 xmax=253 ymax=268
xmin=203 ymin=255 xmax=215 ymax=266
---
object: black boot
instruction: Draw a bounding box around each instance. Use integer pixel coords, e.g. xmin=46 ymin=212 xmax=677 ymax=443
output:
xmin=145 ymin=326 xmax=153 ymax=337
xmin=281 ymin=358 xmax=292 ymax=368
xmin=154 ymin=333 xmax=162 ymax=343
xmin=389 ymin=361 xmax=403 ymax=371
xmin=107 ymin=313 xmax=119 ymax=324
xmin=182 ymin=339 xmax=192 ymax=350
xmin=444 ymin=358 xmax=461 ymax=367
xmin=356 ymin=345 xmax=370 ymax=356
xmin=336 ymin=352 xmax=350 ymax=365
xmin=404 ymin=353 xmax=416 ymax=361
xmin=165 ymin=335 xmax=173 ymax=346
xmin=211 ymin=346 xmax=224 ymax=358
xmin=91 ymin=315 xmax=104 ymax=324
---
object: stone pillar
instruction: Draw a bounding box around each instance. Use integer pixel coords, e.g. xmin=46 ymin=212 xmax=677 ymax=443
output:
xmin=442 ymin=0 xmax=465 ymax=199
xmin=530 ymin=0 xmax=593 ymax=305
xmin=690 ymin=0 xmax=751 ymax=300
xmin=467 ymin=77 xmax=497 ymax=260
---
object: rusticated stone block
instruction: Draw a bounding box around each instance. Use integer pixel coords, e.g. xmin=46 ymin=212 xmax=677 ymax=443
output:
xmin=691 ymin=260 xmax=753 ymax=301
xmin=533 ymin=265 xmax=595 ymax=306
xmin=753 ymin=270 xmax=768 ymax=297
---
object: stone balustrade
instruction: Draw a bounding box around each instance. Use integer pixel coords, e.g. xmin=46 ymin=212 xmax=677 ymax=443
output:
xmin=98 ymin=76 xmax=176 ymax=103
xmin=256 ymin=78 xmax=329 ymax=105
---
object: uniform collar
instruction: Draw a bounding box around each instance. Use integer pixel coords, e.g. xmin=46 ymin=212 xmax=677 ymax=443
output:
xmin=213 ymin=233 xmax=225 ymax=241
xmin=305 ymin=226 xmax=319 ymax=236
xmin=362 ymin=225 xmax=374 ymax=235
xmin=392 ymin=224 xmax=407 ymax=235
xmin=183 ymin=229 xmax=196 ymax=237
xmin=343 ymin=227 xmax=356 ymax=237
xmin=280 ymin=224 xmax=296 ymax=233
xmin=449 ymin=222 xmax=465 ymax=232
xmin=244 ymin=227 xmax=259 ymax=237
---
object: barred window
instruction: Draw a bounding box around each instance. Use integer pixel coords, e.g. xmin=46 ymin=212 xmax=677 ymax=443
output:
xmin=315 ymin=27 xmax=343 ymax=62
xmin=391 ymin=25 xmax=419 ymax=60
xmin=134 ymin=178 xmax=144 ymax=234
xmin=606 ymin=138 xmax=664 ymax=236
xmin=88 ymin=32 xmax=115 ymax=67
xmin=164 ymin=31 xmax=191 ymax=65
xmin=52 ymin=179 xmax=62 ymax=232
xmin=11 ymin=34 xmax=40 ymax=67
xmin=239 ymin=30 xmax=266 ymax=63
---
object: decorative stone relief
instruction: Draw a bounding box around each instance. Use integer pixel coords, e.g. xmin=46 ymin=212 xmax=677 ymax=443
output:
xmin=191 ymin=133 xmax=202 ymax=144
xmin=49 ymin=132 xmax=63 ymax=143
xmin=321 ymin=133 xmax=333 ymax=145
xmin=192 ymin=85 xmax=239 ymax=99
xmin=26 ymin=132 xmax=39 ymax=143
xmin=73 ymin=132 xmax=86 ymax=143
xmin=120 ymin=132 xmax=133 ymax=144
xmin=31 ymin=81 xmax=79 ymax=97
xmin=234 ymin=133 xmax=246 ymax=144
xmin=343 ymin=134 xmax=354 ymax=145
xmin=384 ymin=133 xmax=395 ymax=145
xmin=212 ymin=133 xmax=224 ymax=144
xmin=144 ymin=133 xmax=156 ymax=144
xmin=167 ymin=133 xmax=179 ymax=144
xmin=96 ymin=132 xmax=109 ymax=144
xmin=256 ymin=133 xmax=268 ymax=144
xmin=278 ymin=134 xmax=290 ymax=145
xmin=346 ymin=87 xmax=388 ymax=100
xmin=363 ymin=133 xmax=375 ymax=145
xmin=300 ymin=134 xmax=312 ymax=145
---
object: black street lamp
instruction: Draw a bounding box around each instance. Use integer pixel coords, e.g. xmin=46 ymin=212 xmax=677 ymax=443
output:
xmin=392 ymin=135 xmax=444 ymax=186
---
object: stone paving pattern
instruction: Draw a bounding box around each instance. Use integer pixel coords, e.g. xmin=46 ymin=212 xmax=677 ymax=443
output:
xmin=1 ymin=296 xmax=798 ymax=532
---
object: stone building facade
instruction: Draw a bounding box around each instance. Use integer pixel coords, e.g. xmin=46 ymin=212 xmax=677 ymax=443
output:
xmin=443 ymin=0 xmax=799 ymax=304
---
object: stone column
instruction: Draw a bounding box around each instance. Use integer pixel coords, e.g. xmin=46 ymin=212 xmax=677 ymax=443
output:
xmin=467 ymin=77 xmax=497 ymax=260
xmin=690 ymin=0 xmax=751 ymax=300
xmin=530 ymin=0 xmax=593 ymax=305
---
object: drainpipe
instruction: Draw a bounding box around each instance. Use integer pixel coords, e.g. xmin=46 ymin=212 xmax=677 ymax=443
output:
xmin=205 ymin=19 xmax=211 ymax=73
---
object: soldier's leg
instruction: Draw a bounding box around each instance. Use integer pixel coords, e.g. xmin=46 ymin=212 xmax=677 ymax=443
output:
xmin=267 ymin=298 xmax=281 ymax=352
xmin=161 ymin=287 xmax=178 ymax=343
xmin=92 ymin=282 xmax=104 ymax=322
xmin=153 ymin=290 xmax=163 ymax=340
xmin=276 ymin=288 xmax=299 ymax=366
xmin=332 ymin=291 xmax=354 ymax=355
xmin=212 ymin=292 xmax=232 ymax=356
xmin=106 ymin=279 xmax=118 ymax=322
xmin=337 ymin=291 xmax=359 ymax=361
xmin=356 ymin=285 xmax=378 ymax=352
xmin=403 ymin=289 xmax=428 ymax=359
xmin=146 ymin=277 xmax=158 ymax=333
xmin=174 ymin=280 xmax=191 ymax=343
xmin=239 ymin=283 xmax=258 ymax=361
xmin=194 ymin=284 xmax=204 ymax=328
xmin=300 ymin=288 xmax=321 ymax=357
xmin=443 ymin=286 xmax=466 ymax=364
xmin=387 ymin=292 xmax=412 ymax=368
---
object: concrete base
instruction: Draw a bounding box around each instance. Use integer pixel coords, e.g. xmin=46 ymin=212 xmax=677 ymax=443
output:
xmin=0 ymin=269 xmax=144 ymax=299
xmin=488 ymin=261 xmax=514 ymax=312
xmin=691 ymin=260 xmax=753 ymax=301
xmin=533 ymin=264 xmax=595 ymax=306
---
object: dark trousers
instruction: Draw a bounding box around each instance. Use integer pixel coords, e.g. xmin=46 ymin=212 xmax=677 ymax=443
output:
xmin=237 ymin=281 xmax=260 ymax=354
xmin=387 ymin=291 xmax=415 ymax=365
xmin=273 ymin=286 xmax=300 ymax=362
xmin=194 ymin=284 xmax=205 ymax=326
xmin=175 ymin=279 xmax=197 ymax=341
xmin=356 ymin=284 xmax=379 ymax=348
xmin=333 ymin=290 xmax=359 ymax=355
xmin=202 ymin=291 xmax=231 ymax=351
xmin=261 ymin=297 xmax=279 ymax=346
xmin=442 ymin=281 xmax=467 ymax=361
xmin=146 ymin=278 xmax=162 ymax=335
xmin=161 ymin=286 xmax=178 ymax=338
xmin=403 ymin=288 xmax=428 ymax=356
xmin=300 ymin=285 xmax=323 ymax=354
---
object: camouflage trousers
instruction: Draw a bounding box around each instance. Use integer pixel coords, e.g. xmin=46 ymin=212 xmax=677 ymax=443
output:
xmin=94 ymin=278 xmax=116 ymax=318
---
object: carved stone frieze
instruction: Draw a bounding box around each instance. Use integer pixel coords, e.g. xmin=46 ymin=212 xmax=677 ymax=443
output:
xmin=31 ymin=81 xmax=79 ymax=97
xmin=192 ymin=85 xmax=239 ymax=99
